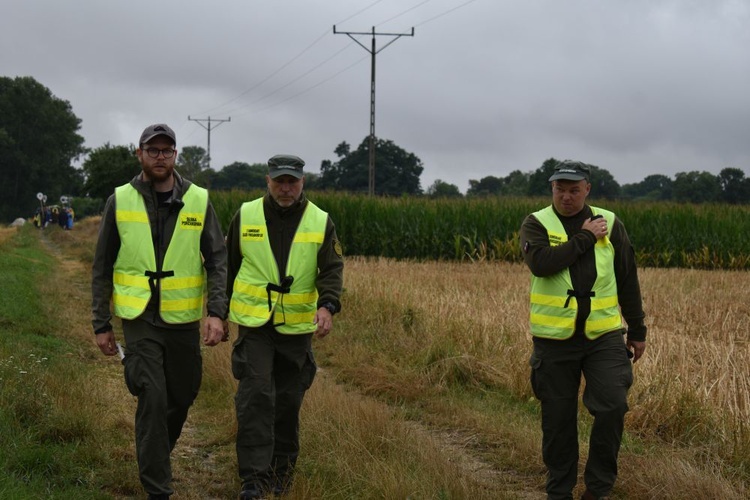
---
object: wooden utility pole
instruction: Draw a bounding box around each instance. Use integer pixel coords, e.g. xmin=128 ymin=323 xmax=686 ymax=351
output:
xmin=333 ymin=25 xmax=414 ymax=195
xmin=187 ymin=116 xmax=231 ymax=169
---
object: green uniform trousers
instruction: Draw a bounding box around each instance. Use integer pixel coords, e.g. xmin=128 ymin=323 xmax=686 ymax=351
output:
xmin=122 ymin=319 xmax=202 ymax=496
xmin=529 ymin=330 xmax=633 ymax=500
xmin=232 ymin=323 xmax=317 ymax=490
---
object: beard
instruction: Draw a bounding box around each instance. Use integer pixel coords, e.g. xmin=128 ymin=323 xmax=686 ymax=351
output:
xmin=142 ymin=163 xmax=174 ymax=183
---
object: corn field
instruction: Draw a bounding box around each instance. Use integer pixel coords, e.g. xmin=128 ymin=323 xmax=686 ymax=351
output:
xmin=209 ymin=190 xmax=750 ymax=269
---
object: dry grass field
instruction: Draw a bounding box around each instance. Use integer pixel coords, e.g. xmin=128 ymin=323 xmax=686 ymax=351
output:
xmin=0 ymin=226 xmax=18 ymax=244
xmin=12 ymin=217 xmax=748 ymax=499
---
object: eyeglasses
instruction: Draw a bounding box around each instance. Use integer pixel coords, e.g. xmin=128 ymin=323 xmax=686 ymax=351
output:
xmin=144 ymin=147 xmax=176 ymax=159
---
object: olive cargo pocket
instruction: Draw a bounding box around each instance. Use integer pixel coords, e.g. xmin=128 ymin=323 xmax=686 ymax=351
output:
xmin=301 ymin=350 xmax=317 ymax=390
xmin=619 ymin=345 xmax=634 ymax=390
xmin=231 ymin=334 xmax=247 ymax=381
xmin=123 ymin=341 xmax=145 ymax=396
xmin=529 ymin=350 xmax=543 ymax=400
xmin=190 ymin=343 xmax=203 ymax=401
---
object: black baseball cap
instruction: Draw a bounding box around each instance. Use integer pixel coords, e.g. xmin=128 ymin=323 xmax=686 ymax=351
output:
xmin=139 ymin=123 xmax=176 ymax=146
xmin=549 ymin=160 xmax=591 ymax=182
xmin=268 ymin=154 xmax=305 ymax=179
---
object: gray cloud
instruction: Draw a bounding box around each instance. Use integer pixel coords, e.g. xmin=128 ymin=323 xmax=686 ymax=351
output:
xmin=2 ymin=0 xmax=748 ymax=192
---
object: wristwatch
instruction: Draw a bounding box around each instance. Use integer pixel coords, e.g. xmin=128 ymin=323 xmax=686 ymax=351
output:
xmin=320 ymin=302 xmax=337 ymax=316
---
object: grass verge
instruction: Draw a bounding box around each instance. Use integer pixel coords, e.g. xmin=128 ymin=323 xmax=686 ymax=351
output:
xmin=0 ymin=225 xmax=133 ymax=499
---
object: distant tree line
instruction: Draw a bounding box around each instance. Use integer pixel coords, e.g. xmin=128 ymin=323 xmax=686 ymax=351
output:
xmin=78 ymin=136 xmax=425 ymax=201
xmin=3 ymin=76 xmax=750 ymax=222
xmin=460 ymin=158 xmax=750 ymax=204
xmin=81 ymin=142 xmax=750 ymax=206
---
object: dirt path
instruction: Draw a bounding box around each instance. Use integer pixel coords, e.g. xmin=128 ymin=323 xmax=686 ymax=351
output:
xmin=40 ymin=224 xmax=545 ymax=499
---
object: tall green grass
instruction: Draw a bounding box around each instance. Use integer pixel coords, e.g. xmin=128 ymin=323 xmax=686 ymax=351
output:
xmin=209 ymin=190 xmax=750 ymax=269
xmin=0 ymin=226 xmax=121 ymax=499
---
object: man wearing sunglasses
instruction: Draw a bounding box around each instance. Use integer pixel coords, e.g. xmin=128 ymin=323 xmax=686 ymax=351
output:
xmin=92 ymin=123 xmax=228 ymax=499
xmin=226 ymin=154 xmax=344 ymax=499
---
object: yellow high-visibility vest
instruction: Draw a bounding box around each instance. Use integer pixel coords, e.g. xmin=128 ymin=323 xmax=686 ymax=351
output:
xmin=529 ymin=205 xmax=622 ymax=339
xmin=113 ymin=184 xmax=207 ymax=323
xmin=229 ymin=199 xmax=327 ymax=334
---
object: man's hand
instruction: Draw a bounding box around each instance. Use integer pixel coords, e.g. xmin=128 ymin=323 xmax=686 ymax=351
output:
xmin=627 ymin=339 xmax=646 ymax=362
xmin=95 ymin=331 xmax=118 ymax=356
xmin=582 ymin=216 xmax=608 ymax=239
xmin=203 ymin=316 xmax=227 ymax=346
xmin=313 ymin=307 xmax=333 ymax=339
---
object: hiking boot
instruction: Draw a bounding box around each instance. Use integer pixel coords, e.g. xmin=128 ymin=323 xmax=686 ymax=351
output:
xmin=272 ymin=476 xmax=292 ymax=496
xmin=239 ymin=482 xmax=266 ymax=500
xmin=581 ymin=491 xmax=609 ymax=500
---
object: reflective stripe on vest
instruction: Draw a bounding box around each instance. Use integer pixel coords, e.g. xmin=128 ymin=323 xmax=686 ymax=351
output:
xmin=113 ymin=184 xmax=207 ymax=323
xmin=529 ymin=205 xmax=622 ymax=340
xmin=229 ymin=199 xmax=327 ymax=334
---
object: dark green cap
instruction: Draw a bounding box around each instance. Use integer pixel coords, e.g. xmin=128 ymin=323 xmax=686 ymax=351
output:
xmin=549 ymin=160 xmax=591 ymax=182
xmin=268 ymin=154 xmax=305 ymax=179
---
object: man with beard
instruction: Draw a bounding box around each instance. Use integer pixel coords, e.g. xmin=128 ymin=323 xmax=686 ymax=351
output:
xmin=226 ymin=154 xmax=344 ymax=499
xmin=92 ymin=123 xmax=228 ymax=499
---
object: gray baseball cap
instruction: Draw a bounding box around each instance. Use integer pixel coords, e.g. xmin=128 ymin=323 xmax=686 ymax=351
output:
xmin=139 ymin=123 xmax=176 ymax=146
xmin=268 ymin=154 xmax=305 ymax=179
xmin=549 ymin=160 xmax=591 ymax=182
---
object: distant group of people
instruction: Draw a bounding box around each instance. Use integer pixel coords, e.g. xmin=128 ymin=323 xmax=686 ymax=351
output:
xmin=91 ymin=123 xmax=644 ymax=500
xmin=32 ymin=204 xmax=74 ymax=229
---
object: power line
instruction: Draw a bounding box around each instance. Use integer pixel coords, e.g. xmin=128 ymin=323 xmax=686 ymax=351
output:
xmin=221 ymin=42 xmax=355 ymax=116
xmin=415 ymin=0 xmax=481 ymax=27
xmin=337 ymin=0 xmax=388 ymax=25
xmin=232 ymin=54 xmax=370 ymax=118
xmin=193 ymin=0 xmax=387 ymax=117
xmin=375 ymin=0 xmax=437 ymax=26
xmin=334 ymin=25 xmax=415 ymax=196
xmin=190 ymin=0 xmax=478 ymax=131
xmin=195 ymin=31 xmax=330 ymax=117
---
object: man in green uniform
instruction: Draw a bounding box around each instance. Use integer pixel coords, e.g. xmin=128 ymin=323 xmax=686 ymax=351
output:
xmin=226 ymin=154 xmax=344 ymax=499
xmin=92 ymin=123 xmax=228 ymax=500
xmin=519 ymin=160 xmax=647 ymax=500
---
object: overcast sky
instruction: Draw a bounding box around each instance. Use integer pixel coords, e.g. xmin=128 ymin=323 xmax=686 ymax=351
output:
xmin=3 ymin=0 xmax=749 ymax=192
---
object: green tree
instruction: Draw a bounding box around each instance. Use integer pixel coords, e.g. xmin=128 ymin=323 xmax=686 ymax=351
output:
xmin=176 ymin=145 xmax=210 ymax=185
xmin=588 ymin=165 xmax=621 ymax=199
xmin=209 ymin=161 xmax=268 ymax=191
xmin=302 ymin=171 xmax=322 ymax=190
xmin=467 ymin=175 xmax=503 ymax=196
xmin=718 ymin=167 xmax=750 ymax=204
xmin=468 ymin=170 xmax=530 ymax=197
xmin=0 ymin=76 xmax=85 ymax=222
xmin=527 ymin=158 xmax=620 ymax=199
xmin=527 ymin=158 xmax=561 ymax=196
xmin=673 ymin=171 xmax=721 ymax=203
xmin=319 ymin=137 xmax=423 ymax=195
xmin=427 ymin=179 xmax=462 ymax=198
xmin=622 ymin=174 xmax=673 ymax=201
xmin=501 ymin=170 xmax=530 ymax=196
xmin=81 ymin=143 xmax=140 ymax=200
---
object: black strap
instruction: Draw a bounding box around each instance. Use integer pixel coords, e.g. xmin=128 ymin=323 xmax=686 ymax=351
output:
xmin=144 ymin=270 xmax=175 ymax=295
xmin=564 ymin=289 xmax=595 ymax=308
xmin=265 ymin=276 xmax=294 ymax=311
